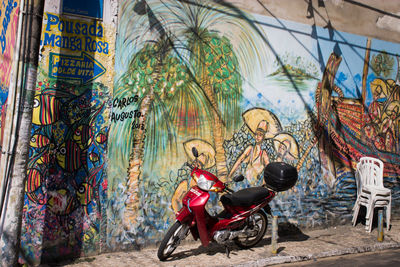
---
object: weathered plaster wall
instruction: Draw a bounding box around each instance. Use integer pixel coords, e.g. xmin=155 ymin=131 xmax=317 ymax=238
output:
xmin=228 ymin=0 xmax=400 ymax=44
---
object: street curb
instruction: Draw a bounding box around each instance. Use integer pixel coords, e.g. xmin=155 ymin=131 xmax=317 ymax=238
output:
xmin=230 ymin=242 xmax=400 ymax=267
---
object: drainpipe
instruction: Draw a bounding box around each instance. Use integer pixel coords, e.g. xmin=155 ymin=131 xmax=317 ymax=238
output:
xmin=0 ymin=0 xmax=44 ymax=266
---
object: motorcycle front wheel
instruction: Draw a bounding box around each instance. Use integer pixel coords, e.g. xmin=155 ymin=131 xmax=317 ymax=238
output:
xmin=157 ymin=221 xmax=189 ymax=261
xmin=234 ymin=211 xmax=268 ymax=248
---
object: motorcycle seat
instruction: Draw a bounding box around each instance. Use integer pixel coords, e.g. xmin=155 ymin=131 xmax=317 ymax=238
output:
xmin=220 ymin=187 xmax=270 ymax=206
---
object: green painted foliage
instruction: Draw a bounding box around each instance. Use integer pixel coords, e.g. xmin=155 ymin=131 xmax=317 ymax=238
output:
xmin=371 ymin=52 xmax=395 ymax=78
xmin=119 ymin=43 xmax=191 ymax=99
xmin=188 ymin=31 xmax=242 ymax=96
xmin=208 ymin=35 xmax=241 ymax=96
xmin=186 ymin=29 xmax=243 ymax=131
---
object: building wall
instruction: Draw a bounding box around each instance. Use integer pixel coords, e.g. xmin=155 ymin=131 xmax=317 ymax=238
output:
xmin=13 ymin=0 xmax=400 ymax=264
xmin=230 ymin=0 xmax=400 ymax=44
xmin=0 ymin=0 xmax=20 ymax=183
xmin=19 ymin=0 xmax=116 ymax=264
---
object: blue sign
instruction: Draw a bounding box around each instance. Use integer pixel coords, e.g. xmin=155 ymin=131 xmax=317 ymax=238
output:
xmin=62 ymin=0 xmax=103 ymax=19
xmin=49 ymin=52 xmax=106 ymax=84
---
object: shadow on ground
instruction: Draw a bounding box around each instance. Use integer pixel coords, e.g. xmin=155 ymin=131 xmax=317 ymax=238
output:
xmin=163 ymin=222 xmax=309 ymax=262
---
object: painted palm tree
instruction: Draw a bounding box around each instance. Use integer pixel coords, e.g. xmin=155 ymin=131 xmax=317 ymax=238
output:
xmin=111 ymin=1 xmax=210 ymax=229
xmin=156 ymin=0 xmax=272 ymax=182
xmin=115 ymin=36 xmax=209 ymax=227
xmin=187 ymin=30 xmax=242 ymax=181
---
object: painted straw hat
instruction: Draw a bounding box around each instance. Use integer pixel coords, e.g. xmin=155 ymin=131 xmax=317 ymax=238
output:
xmin=385 ymin=100 xmax=400 ymax=116
xmin=183 ymin=139 xmax=216 ymax=169
xmin=380 ymin=101 xmax=400 ymax=133
xmin=370 ymin=78 xmax=388 ymax=98
xmin=242 ymin=108 xmax=282 ymax=139
xmin=273 ymin=133 xmax=299 ymax=159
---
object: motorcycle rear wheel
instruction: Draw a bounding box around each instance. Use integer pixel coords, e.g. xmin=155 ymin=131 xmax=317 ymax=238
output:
xmin=157 ymin=221 xmax=189 ymax=261
xmin=234 ymin=211 xmax=268 ymax=248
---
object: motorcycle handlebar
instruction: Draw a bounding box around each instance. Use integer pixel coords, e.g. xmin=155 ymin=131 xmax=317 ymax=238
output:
xmin=224 ymin=186 xmax=234 ymax=193
xmin=223 ymin=174 xmax=245 ymax=193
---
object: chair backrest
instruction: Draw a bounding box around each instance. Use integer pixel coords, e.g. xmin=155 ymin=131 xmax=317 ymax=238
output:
xmin=358 ymin=156 xmax=384 ymax=188
xmin=355 ymin=161 xmax=362 ymax=195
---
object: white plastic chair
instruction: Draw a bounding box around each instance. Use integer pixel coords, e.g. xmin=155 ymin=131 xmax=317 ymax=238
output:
xmin=352 ymin=157 xmax=391 ymax=233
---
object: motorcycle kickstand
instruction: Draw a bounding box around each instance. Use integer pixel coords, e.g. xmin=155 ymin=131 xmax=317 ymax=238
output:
xmin=225 ymin=245 xmax=230 ymax=258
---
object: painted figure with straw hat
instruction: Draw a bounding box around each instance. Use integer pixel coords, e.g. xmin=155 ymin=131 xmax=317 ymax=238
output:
xmin=171 ymin=139 xmax=216 ymax=213
xmin=367 ymin=78 xmax=388 ymax=125
xmin=273 ymin=133 xmax=299 ymax=165
xmin=228 ymin=108 xmax=282 ymax=186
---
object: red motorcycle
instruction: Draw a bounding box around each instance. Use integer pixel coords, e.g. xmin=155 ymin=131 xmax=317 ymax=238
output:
xmin=157 ymin=147 xmax=298 ymax=261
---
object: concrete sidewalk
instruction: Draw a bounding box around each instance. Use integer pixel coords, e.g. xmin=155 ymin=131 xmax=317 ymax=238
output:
xmin=61 ymin=218 xmax=400 ymax=267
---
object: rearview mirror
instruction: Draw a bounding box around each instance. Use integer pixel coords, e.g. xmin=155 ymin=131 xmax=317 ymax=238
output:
xmin=233 ymin=174 xmax=244 ymax=182
xmin=192 ymin=147 xmax=199 ymax=158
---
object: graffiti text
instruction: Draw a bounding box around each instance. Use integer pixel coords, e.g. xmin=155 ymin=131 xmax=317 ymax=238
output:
xmin=112 ymin=96 xmax=139 ymax=109
xmin=111 ymin=110 xmax=141 ymax=122
xmin=0 ymin=0 xmax=17 ymax=53
xmin=131 ymin=121 xmax=145 ymax=130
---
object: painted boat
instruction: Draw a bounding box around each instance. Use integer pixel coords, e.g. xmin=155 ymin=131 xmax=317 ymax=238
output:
xmin=315 ymin=52 xmax=400 ymax=178
xmin=328 ymin=97 xmax=400 ymax=176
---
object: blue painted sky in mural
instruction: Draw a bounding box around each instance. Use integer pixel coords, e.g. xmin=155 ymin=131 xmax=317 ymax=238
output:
xmin=244 ymin=13 xmax=400 ymax=124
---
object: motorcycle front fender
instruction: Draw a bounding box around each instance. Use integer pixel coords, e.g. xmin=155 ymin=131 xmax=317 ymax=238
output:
xmin=191 ymin=199 xmax=210 ymax=247
xmin=176 ymin=186 xmax=210 ymax=245
xmin=176 ymin=205 xmax=199 ymax=241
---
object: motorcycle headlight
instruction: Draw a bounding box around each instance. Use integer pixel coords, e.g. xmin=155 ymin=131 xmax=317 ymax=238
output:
xmin=194 ymin=174 xmax=215 ymax=191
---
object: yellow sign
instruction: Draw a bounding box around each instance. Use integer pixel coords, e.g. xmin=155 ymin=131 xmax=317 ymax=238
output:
xmin=41 ymin=13 xmax=109 ymax=55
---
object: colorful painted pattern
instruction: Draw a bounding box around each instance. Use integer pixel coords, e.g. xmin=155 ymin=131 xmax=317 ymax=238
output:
xmin=19 ymin=9 xmax=114 ymax=265
xmin=0 ymin=0 xmax=20 ymax=178
xmin=20 ymin=80 xmax=110 ymax=264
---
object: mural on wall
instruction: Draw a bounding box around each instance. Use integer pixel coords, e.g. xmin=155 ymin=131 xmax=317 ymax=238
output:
xmin=0 ymin=0 xmax=20 ymax=169
xmin=108 ymin=0 xmax=400 ymax=250
xmin=19 ymin=11 xmax=114 ymax=265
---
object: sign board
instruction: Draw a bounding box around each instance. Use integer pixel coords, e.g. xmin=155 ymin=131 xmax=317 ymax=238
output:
xmin=49 ymin=52 xmax=106 ymax=83
xmin=62 ymin=0 xmax=103 ymax=19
